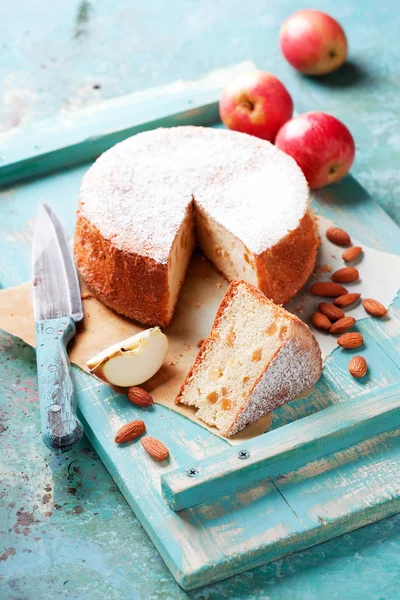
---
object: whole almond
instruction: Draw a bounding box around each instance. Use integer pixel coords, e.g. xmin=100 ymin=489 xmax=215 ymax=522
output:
xmin=363 ymin=298 xmax=387 ymax=317
xmin=318 ymin=302 xmax=345 ymax=321
xmin=337 ymin=332 xmax=364 ymax=349
xmin=326 ymin=227 xmax=351 ymax=247
xmin=141 ymin=436 xmax=169 ymax=461
xmin=331 ymin=267 xmax=359 ymax=283
xmin=115 ymin=420 xmax=146 ymax=443
xmin=329 ymin=316 xmax=356 ymax=334
xmin=348 ymin=355 xmax=368 ymax=379
xmin=127 ymin=386 xmax=153 ymax=407
xmin=333 ymin=293 xmax=361 ymax=308
xmin=342 ymin=246 xmax=362 ymax=262
xmin=312 ymin=312 xmax=331 ymax=331
xmin=310 ymin=282 xmax=348 ymax=297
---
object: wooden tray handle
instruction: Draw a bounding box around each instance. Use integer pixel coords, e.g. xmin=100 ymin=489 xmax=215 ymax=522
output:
xmin=161 ymin=383 xmax=400 ymax=511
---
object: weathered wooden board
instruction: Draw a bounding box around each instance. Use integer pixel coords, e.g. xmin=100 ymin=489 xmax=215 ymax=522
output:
xmin=0 ymin=68 xmax=399 ymax=590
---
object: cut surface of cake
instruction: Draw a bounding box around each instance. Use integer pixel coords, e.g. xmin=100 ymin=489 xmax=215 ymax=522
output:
xmin=176 ymin=280 xmax=322 ymax=437
xmin=75 ymin=126 xmax=319 ymax=326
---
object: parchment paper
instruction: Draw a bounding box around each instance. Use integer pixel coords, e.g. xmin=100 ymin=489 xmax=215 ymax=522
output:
xmin=1 ymin=216 xmax=399 ymax=442
xmin=286 ymin=216 xmax=400 ymax=358
xmin=0 ymin=252 xmax=271 ymax=443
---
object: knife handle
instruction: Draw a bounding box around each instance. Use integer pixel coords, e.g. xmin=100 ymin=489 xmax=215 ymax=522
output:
xmin=35 ymin=317 xmax=83 ymax=451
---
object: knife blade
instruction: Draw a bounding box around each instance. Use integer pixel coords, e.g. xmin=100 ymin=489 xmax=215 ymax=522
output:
xmin=32 ymin=204 xmax=83 ymax=451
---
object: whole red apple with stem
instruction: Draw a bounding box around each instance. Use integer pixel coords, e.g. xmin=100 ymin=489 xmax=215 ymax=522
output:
xmin=219 ymin=71 xmax=293 ymax=142
xmin=280 ymin=10 xmax=347 ymax=75
xmin=275 ymin=112 xmax=355 ymax=189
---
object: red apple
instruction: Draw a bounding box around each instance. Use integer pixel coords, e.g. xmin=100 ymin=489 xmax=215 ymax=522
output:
xmin=280 ymin=10 xmax=347 ymax=75
xmin=275 ymin=112 xmax=355 ymax=189
xmin=219 ymin=71 xmax=293 ymax=142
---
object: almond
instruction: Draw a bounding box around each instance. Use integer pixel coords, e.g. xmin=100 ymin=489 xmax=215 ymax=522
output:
xmin=115 ymin=420 xmax=146 ymax=443
xmin=127 ymin=386 xmax=153 ymax=407
xmin=348 ymin=355 xmax=368 ymax=379
xmin=331 ymin=267 xmax=359 ymax=283
xmin=311 ymin=312 xmax=331 ymax=331
xmin=326 ymin=227 xmax=351 ymax=247
xmin=363 ymin=298 xmax=387 ymax=317
xmin=333 ymin=293 xmax=361 ymax=308
xmin=141 ymin=436 xmax=169 ymax=461
xmin=337 ymin=332 xmax=364 ymax=349
xmin=342 ymin=246 xmax=362 ymax=262
xmin=310 ymin=282 xmax=348 ymax=297
xmin=329 ymin=316 xmax=356 ymax=334
xmin=318 ymin=302 xmax=345 ymax=321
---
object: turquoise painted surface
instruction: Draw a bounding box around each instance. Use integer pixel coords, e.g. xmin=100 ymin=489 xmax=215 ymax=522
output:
xmin=1 ymin=0 xmax=400 ymax=597
xmin=1 ymin=147 xmax=400 ymax=594
xmin=1 ymin=334 xmax=400 ymax=600
xmin=0 ymin=0 xmax=399 ymax=225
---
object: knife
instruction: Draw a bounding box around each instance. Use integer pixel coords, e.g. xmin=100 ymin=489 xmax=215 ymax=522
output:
xmin=32 ymin=204 xmax=84 ymax=451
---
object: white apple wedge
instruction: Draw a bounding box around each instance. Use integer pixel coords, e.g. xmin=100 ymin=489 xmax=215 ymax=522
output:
xmin=86 ymin=327 xmax=168 ymax=387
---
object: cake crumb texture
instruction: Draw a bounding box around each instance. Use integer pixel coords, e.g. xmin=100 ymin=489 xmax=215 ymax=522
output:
xmin=176 ymin=280 xmax=322 ymax=437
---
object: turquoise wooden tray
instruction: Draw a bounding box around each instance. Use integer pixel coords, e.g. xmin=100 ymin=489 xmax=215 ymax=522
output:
xmin=1 ymin=66 xmax=399 ymax=591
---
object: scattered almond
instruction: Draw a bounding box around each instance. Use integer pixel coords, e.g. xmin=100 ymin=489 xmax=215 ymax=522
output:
xmin=115 ymin=420 xmax=146 ymax=443
xmin=333 ymin=293 xmax=361 ymax=308
xmin=348 ymin=356 xmax=368 ymax=379
xmin=311 ymin=312 xmax=331 ymax=331
xmin=127 ymin=387 xmax=153 ymax=407
xmin=310 ymin=282 xmax=348 ymax=297
xmin=326 ymin=227 xmax=351 ymax=247
xmin=331 ymin=267 xmax=359 ymax=283
xmin=363 ymin=298 xmax=387 ymax=317
xmin=337 ymin=332 xmax=364 ymax=349
xmin=329 ymin=316 xmax=356 ymax=334
xmin=318 ymin=302 xmax=344 ymax=321
xmin=141 ymin=436 xmax=169 ymax=461
xmin=342 ymin=246 xmax=362 ymax=262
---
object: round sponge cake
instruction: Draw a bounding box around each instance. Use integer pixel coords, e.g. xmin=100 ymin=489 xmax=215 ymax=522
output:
xmin=74 ymin=126 xmax=319 ymax=326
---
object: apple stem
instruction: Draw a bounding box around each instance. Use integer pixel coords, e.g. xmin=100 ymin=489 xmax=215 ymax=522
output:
xmin=241 ymin=99 xmax=254 ymax=112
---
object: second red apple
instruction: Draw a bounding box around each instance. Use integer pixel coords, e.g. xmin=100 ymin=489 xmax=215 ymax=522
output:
xmin=275 ymin=112 xmax=355 ymax=189
xmin=219 ymin=71 xmax=293 ymax=142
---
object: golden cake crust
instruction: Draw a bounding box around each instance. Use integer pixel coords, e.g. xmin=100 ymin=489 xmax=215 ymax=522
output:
xmin=74 ymin=126 xmax=319 ymax=325
xmin=176 ymin=280 xmax=322 ymax=436
xmin=255 ymin=210 xmax=319 ymax=304
xmin=75 ymin=212 xmax=171 ymax=326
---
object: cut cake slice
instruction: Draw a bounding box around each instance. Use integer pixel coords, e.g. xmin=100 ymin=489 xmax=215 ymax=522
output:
xmin=175 ymin=279 xmax=322 ymax=437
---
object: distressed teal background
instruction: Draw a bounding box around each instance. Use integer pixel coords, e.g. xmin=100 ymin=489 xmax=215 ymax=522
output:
xmin=1 ymin=0 xmax=399 ymax=223
xmin=1 ymin=1 xmax=400 ymax=598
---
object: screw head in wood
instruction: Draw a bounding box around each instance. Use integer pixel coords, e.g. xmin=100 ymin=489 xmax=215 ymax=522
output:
xmin=187 ymin=468 xmax=199 ymax=478
xmin=238 ymin=449 xmax=250 ymax=460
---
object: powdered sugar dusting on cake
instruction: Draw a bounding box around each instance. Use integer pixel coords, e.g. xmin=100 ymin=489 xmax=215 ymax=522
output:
xmin=79 ymin=126 xmax=309 ymax=261
xmin=228 ymin=334 xmax=322 ymax=437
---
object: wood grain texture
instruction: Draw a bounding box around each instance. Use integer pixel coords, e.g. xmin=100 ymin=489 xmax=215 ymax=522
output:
xmin=2 ymin=331 xmax=400 ymax=600
xmin=162 ymin=384 xmax=400 ymax=511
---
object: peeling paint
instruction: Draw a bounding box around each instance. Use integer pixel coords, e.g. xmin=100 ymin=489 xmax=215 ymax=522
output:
xmin=0 ymin=547 xmax=16 ymax=562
